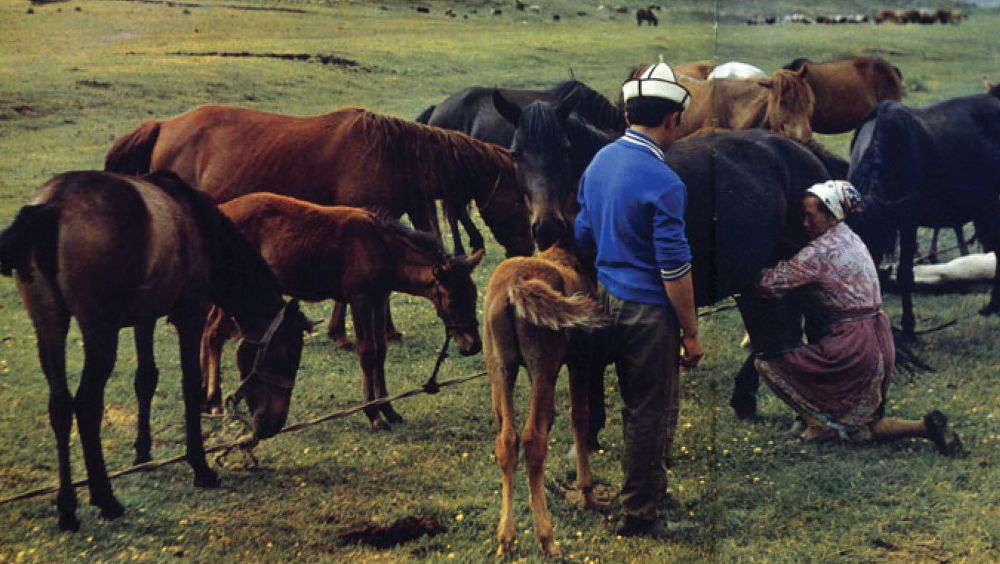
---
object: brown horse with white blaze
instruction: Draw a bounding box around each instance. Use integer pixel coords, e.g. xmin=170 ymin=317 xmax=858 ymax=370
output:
xmin=483 ymin=241 xmax=607 ymax=558
xmin=0 ymin=171 xmax=310 ymax=531
xmin=201 ymin=193 xmax=484 ymax=429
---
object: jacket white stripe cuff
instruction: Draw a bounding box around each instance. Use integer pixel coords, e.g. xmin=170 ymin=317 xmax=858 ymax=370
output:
xmin=661 ymin=263 xmax=692 ymax=281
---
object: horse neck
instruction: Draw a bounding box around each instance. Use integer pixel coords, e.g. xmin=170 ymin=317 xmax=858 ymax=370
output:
xmin=387 ymin=236 xmax=442 ymax=297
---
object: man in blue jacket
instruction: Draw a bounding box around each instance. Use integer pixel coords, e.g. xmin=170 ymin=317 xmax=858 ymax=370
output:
xmin=575 ymin=62 xmax=703 ymax=538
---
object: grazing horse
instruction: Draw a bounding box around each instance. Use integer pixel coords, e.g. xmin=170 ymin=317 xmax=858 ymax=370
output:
xmin=673 ymin=59 xmax=716 ymax=79
xmin=675 ymin=71 xmax=816 ymax=143
xmin=200 ymin=193 xmax=484 ymax=429
xmin=635 ymin=7 xmax=658 ymax=26
xmin=847 ymin=95 xmax=1000 ymax=336
xmin=484 ymin=239 xmax=607 ymax=558
xmin=0 ymin=171 xmax=310 ymax=531
xmin=783 ymin=56 xmax=903 ymax=134
xmin=104 ymin=105 xmax=531 ymax=348
xmin=707 ymin=61 xmax=767 ymax=79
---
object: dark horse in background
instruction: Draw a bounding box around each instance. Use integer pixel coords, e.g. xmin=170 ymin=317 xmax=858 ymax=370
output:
xmin=492 ymin=92 xmax=834 ymax=441
xmin=0 ymin=171 xmax=311 ymax=531
xmin=104 ymin=105 xmax=532 ymax=349
xmin=847 ymin=93 xmax=1000 ymax=336
xmin=201 ymin=193 xmax=484 ymax=429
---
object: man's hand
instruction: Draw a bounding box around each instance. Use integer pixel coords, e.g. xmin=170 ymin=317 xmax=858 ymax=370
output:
xmin=680 ymin=333 xmax=703 ymax=368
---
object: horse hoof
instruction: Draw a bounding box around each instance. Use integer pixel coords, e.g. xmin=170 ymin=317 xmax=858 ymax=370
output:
xmin=371 ymin=419 xmax=391 ymax=432
xmin=383 ymin=410 xmax=404 ymax=424
xmin=133 ymin=453 xmax=152 ymax=465
xmin=730 ymin=392 xmax=757 ymax=420
xmin=58 ymin=514 xmax=81 ymax=532
xmin=97 ymin=498 xmax=125 ymax=521
xmin=978 ymin=303 xmax=1000 ymax=317
xmin=195 ymin=470 xmax=221 ymax=489
xmin=331 ymin=338 xmax=354 ymax=352
xmin=496 ymin=539 xmax=516 ymax=559
xmin=386 ymin=331 xmax=404 ymax=343
xmin=540 ymin=537 xmax=561 ymax=558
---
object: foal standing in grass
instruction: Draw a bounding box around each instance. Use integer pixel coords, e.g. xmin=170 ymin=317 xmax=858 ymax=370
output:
xmin=483 ymin=240 xmax=607 ymax=558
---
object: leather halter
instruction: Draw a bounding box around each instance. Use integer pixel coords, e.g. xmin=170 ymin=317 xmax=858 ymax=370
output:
xmin=224 ymin=301 xmax=297 ymax=411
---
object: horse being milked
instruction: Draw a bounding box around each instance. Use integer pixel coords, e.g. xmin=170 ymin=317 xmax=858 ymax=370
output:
xmin=104 ymin=104 xmax=530 ymax=349
xmin=201 ymin=193 xmax=484 ymax=429
xmin=847 ymin=94 xmax=1000 ymax=336
xmin=0 ymin=171 xmax=310 ymax=531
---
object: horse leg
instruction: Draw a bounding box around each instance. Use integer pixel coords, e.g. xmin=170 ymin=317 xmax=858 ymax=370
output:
xmin=351 ymin=296 xmax=388 ymax=430
xmin=522 ymin=349 xmax=563 ymax=558
xmin=566 ymin=360 xmax=597 ymax=511
xmin=955 ymin=225 xmax=970 ymax=256
xmin=458 ymin=206 xmax=485 ymax=253
xmin=33 ymin=311 xmax=78 ymax=530
xmin=327 ymin=300 xmax=354 ymax=351
xmin=384 ymin=299 xmax=403 ymax=343
xmin=730 ymin=353 xmax=760 ymax=419
xmin=372 ymin=295 xmax=403 ymax=424
xmin=447 ymin=207 xmax=467 ymax=257
xmin=488 ymin=348 xmax=520 ymax=558
xmin=169 ymin=294 xmax=220 ymax=488
xmin=199 ymin=305 xmax=233 ymax=414
xmin=73 ymin=324 xmax=124 ymax=521
xmin=928 ymin=227 xmax=941 ymax=263
xmin=133 ymin=321 xmax=159 ymax=464
xmin=898 ymin=225 xmax=919 ymax=337
xmin=974 ymin=207 xmax=1000 ymax=316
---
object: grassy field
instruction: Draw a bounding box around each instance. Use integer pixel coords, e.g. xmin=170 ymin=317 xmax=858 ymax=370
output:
xmin=1 ymin=0 xmax=998 ymax=561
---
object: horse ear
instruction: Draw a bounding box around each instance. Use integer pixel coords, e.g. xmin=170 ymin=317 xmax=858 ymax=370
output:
xmin=466 ymin=248 xmax=485 ymax=269
xmin=493 ymin=89 xmax=522 ymax=125
xmin=555 ymin=86 xmax=580 ymax=123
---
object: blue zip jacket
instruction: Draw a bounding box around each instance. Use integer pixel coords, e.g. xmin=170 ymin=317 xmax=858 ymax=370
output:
xmin=574 ymin=130 xmax=692 ymax=306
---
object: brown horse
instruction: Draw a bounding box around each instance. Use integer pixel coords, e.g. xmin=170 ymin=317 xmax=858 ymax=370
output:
xmin=673 ymin=59 xmax=716 ymax=79
xmin=676 ymin=70 xmax=816 ymax=143
xmin=483 ymin=241 xmax=607 ymax=558
xmin=0 ymin=171 xmax=310 ymax=531
xmin=200 ymin=193 xmax=484 ymax=429
xmin=783 ymin=56 xmax=903 ymax=134
xmin=104 ymin=104 xmax=532 ymax=348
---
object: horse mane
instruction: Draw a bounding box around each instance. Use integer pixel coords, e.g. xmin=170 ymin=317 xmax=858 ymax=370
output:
xmin=351 ymin=110 xmax=514 ymax=206
xmin=989 ymin=81 xmax=1000 ymax=99
xmin=551 ymin=80 xmax=625 ymax=132
xmin=369 ymin=208 xmax=447 ymax=262
xmin=764 ymin=69 xmax=815 ymax=140
xmin=141 ymin=171 xmax=285 ymax=309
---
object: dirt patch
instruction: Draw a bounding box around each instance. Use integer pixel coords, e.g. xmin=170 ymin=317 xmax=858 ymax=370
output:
xmin=115 ymin=0 xmax=310 ymax=14
xmin=168 ymin=51 xmax=365 ymax=70
xmin=76 ymin=79 xmax=113 ymax=89
xmin=335 ymin=515 xmax=446 ymax=549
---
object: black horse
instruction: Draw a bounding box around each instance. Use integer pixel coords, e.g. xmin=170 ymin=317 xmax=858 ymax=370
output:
xmin=418 ymin=80 xmax=625 ymax=252
xmin=847 ymin=94 xmax=1000 ymax=336
xmin=491 ymin=91 xmax=835 ymax=427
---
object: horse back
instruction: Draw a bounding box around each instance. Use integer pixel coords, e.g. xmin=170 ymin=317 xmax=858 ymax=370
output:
xmin=151 ymin=105 xmax=370 ymax=205
xmin=218 ymin=193 xmax=386 ymax=301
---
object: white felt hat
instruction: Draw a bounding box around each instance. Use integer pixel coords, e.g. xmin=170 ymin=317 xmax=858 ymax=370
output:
xmin=806 ymin=180 xmax=862 ymax=221
xmin=621 ymin=63 xmax=692 ymax=109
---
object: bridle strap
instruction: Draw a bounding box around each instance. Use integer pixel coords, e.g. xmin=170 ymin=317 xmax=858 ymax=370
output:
xmin=476 ymin=174 xmax=503 ymax=213
xmin=224 ymin=301 xmax=295 ymax=410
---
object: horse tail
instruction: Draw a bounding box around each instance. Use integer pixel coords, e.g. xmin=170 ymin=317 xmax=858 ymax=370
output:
xmin=766 ymin=69 xmax=815 ymax=143
xmin=508 ymin=279 xmax=607 ymax=330
xmin=414 ymin=105 xmax=436 ymax=124
xmin=0 ymin=203 xmax=60 ymax=283
xmin=104 ymin=120 xmax=161 ymax=175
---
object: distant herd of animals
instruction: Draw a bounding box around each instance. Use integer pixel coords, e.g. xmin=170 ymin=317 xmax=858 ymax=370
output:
xmin=2 ymin=52 xmax=998 ymax=555
xmin=748 ymin=8 xmax=965 ymax=26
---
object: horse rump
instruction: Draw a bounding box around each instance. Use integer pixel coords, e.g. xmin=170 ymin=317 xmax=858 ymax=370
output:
xmin=0 ymin=203 xmax=60 ymax=282
xmin=508 ymin=278 xmax=606 ymax=330
xmin=104 ymin=120 xmax=161 ymax=175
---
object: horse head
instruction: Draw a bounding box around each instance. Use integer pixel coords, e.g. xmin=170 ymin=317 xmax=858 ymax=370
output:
xmin=476 ymin=166 xmax=535 ymax=257
xmin=233 ymin=299 xmax=312 ymax=440
xmin=764 ymin=69 xmax=815 ymax=143
xmin=431 ymin=248 xmax=485 ymax=355
xmin=494 ymin=88 xmax=580 ymax=250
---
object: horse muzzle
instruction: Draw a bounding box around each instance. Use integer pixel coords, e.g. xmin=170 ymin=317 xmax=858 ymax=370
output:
xmin=531 ymin=216 xmax=568 ymax=251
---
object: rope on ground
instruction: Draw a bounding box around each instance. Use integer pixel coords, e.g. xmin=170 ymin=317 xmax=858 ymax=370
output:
xmin=0 ymin=369 xmax=488 ymax=507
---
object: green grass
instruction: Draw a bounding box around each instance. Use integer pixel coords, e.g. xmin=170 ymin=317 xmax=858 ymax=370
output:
xmin=1 ymin=1 xmax=999 ymax=561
